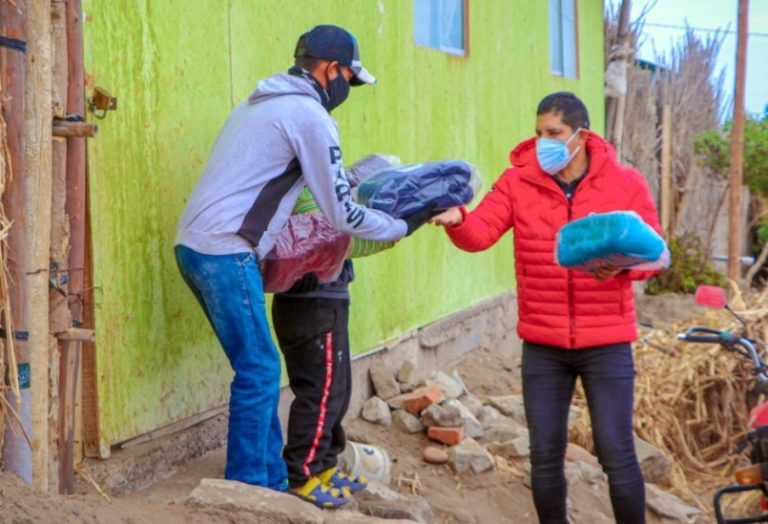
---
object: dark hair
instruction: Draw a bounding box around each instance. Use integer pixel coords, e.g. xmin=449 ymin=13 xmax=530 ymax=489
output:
xmin=536 ymin=92 xmax=590 ymax=130
xmin=295 ymin=55 xmax=328 ymax=72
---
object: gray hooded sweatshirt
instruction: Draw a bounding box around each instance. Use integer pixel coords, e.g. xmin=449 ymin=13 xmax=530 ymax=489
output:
xmin=175 ymin=72 xmax=407 ymax=259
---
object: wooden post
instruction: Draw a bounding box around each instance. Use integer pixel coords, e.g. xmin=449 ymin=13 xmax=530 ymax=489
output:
xmin=52 ymin=0 xmax=74 ymax=494
xmin=25 ymin=0 xmax=53 ymax=491
xmin=660 ymin=104 xmax=672 ymax=237
xmin=606 ymin=0 xmax=631 ymax=145
xmin=65 ymin=0 xmax=100 ymax=459
xmin=728 ymin=0 xmax=749 ymax=284
xmin=1 ymin=0 xmax=32 ymax=485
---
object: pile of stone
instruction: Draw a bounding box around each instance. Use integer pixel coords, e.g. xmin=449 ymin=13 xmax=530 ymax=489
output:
xmin=359 ymin=359 xmax=702 ymax=522
xmin=362 ymin=359 xmax=534 ymax=475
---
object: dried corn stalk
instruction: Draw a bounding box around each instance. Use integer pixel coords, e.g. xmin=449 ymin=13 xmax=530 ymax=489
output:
xmin=0 ymin=63 xmax=19 ymax=456
xmin=571 ymin=288 xmax=768 ymax=518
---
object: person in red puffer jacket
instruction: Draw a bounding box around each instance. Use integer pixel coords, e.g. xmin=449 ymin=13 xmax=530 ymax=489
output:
xmin=432 ymin=92 xmax=662 ymax=524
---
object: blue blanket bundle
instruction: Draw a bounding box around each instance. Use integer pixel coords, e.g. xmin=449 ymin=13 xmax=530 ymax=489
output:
xmin=556 ymin=211 xmax=668 ymax=272
xmin=355 ymin=160 xmax=480 ymax=218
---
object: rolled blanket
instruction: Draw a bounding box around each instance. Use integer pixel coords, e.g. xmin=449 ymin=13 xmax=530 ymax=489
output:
xmin=555 ymin=211 xmax=669 ymax=272
xmin=355 ymin=160 xmax=481 ymax=218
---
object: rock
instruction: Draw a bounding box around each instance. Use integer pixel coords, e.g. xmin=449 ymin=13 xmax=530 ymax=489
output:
xmin=423 ymin=446 xmax=450 ymax=464
xmin=459 ymin=394 xmax=484 ymax=418
xmin=420 ymin=403 xmax=463 ymax=428
xmin=397 ymin=359 xmax=417 ymax=384
xmin=452 ymin=370 xmax=470 ymax=396
xmin=565 ymin=461 xmax=606 ymax=484
xmin=443 ymin=399 xmax=483 ymax=438
xmin=357 ymin=496 xmax=436 ymax=524
xmin=386 ymin=392 xmax=409 ymax=410
xmin=510 ymin=435 xmax=530 ymax=457
xmin=370 ymin=361 xmax=400 ymax=400
xmin=392 ymin=409 xmax=424 ymax=434
xmin=565 ymin=442 xmax=600 ymax=469
xmin=483 ymin=417 xmax=528 ymax=443
xmin=427 ymin=426 xmax=464 ymax=446
xmin=425 ymin=371 xmax=464 ymax=400
xmin=448 ymin=438 xmax=496 ymax=474
xmin=362 ymin=397 xmax=392 ymax=427
xmin=645 ymin=483 xmax=702 ymax=521
xmin=355 ymin=481 xmax=403 ymax=502
xmin=186 ymin=478 xmax=324 ymax=523
xmin=634 ymin=435 xmax=673 ymax=485
xmin=487 ymin=435 xmax=529 ymax=459
xmin=487 ymin=395 xmax=526 ymax=423
xmin=399 ymin=382 xmax=415 ymax=394
xmin=324 ymin=511 xmax=421 ymax=524
xmin=477 ymin=406 xmax=503 ymax=428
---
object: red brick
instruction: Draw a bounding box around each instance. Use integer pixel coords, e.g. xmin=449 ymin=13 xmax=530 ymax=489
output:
xmin=427 ymin=426 xmax=464 ymax=446
xmin=402 ymin=384 xmax=445 ymax=414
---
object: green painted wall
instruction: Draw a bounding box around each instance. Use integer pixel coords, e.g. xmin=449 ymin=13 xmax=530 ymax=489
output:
xmin=83 ymin=0 xmax=605 ymax=448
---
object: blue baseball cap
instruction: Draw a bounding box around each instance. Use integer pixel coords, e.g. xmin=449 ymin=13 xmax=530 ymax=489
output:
xmin=294 ymin=25 xmax=376 ymax=86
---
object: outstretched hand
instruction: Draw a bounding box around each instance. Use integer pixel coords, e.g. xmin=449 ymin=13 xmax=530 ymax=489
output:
xmin=402 ymin=205 xmax=441 ymax=236
xmin=429 ymin=207 xmax=463 ymax=227
xmin=593 ymin=265 xmax=622 ymax=281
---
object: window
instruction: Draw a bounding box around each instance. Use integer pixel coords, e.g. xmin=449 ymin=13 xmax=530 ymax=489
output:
xmin=549 ymin=0 xmax=578 ymax=77
xmin=414 ymin=0 xmax=467 ymax=56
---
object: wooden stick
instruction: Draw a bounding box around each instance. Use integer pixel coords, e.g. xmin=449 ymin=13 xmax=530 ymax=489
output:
xmin=56 ymin=327 xmax=95 ymax=342
xmin=118 ymin=405 xmax=227 ymax=449
xmin=660 ymin=104 xmax=671 ymax=237
xmin=727 ymin=0 xmax=749 ymax=283
xmin=74 ymin=463 xmax=111 ymax=503
xmin=58 ymin=340 xmax=80 ymax=494
xmin=52 ymin=121 xmax=97 ymax=138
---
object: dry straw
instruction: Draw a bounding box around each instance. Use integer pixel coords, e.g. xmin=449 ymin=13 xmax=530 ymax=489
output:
xmin=0 ymin=63 xmax=19 ymax=455
xmin=571 ymin=287 xmax=768 ymax=517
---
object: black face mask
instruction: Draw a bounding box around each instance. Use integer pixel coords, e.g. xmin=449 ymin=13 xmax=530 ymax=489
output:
xmin=325 ymin=71 xmax=350 ymax=112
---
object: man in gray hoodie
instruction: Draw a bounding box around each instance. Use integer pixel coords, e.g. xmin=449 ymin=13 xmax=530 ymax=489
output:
xmin=175 ymin=25 xmax=432 ymax=505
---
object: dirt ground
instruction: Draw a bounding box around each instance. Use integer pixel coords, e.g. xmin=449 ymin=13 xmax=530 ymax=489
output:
xmin=0 ymin=292 xmax=701 ymax=524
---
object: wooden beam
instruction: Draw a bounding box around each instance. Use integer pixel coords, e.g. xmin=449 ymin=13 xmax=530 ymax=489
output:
xmin=58 ymin=340 xmax=80 ymax=494
xmin=119 ymin=406 xmax=227 ymax=450
xmin=1 ymin=0 xmax=31 ymax=484
xmin=660 ymin=104 xmax=672 ymax=237
xmin=25 ymin=0 xmax=54 ymax=490
xmin=52 ymin=121 xmax=98 ymax=138
xmin=51 ymin=0 xmax=71 ymax=494
xmin=56 ymin=328 xmax=95 ymax=342
xmin=728 ymin=0 xmax=749 ymax=284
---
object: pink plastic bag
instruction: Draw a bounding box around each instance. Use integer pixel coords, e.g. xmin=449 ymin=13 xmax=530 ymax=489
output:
xmin=261 ymin=213 xmax=352 ymax=293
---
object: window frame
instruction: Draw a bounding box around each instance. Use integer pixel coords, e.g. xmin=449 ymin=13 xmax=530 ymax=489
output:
xmin=414 ymin=0 xmax=470 ymax=57
xmin=549 ymin=0 xmax=580 ymax=78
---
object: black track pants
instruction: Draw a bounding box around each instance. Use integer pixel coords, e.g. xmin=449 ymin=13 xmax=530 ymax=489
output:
xmin=271 ymin=296 xmax=351 ymax=487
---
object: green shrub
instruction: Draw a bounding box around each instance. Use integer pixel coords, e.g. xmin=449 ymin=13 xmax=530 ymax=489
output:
xmin=646 ymin=234 xmax=727 ymax=295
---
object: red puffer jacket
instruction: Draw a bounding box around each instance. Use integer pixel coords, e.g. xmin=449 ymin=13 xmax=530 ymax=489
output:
xmin=446 ymin=132 xmax=662 ymax=349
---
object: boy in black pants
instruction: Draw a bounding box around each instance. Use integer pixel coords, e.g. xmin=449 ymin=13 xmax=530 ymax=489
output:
xmin=272 ymin=260 xmax=364 ymax=508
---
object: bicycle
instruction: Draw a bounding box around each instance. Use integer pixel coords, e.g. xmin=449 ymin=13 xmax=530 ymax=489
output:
xmin=678 ymin=285 xmax=768 ymax=524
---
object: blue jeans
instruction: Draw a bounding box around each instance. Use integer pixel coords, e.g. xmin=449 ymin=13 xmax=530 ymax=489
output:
xmin=175 ymin=245 xmax=287 ymax=489
xmin=522 ymin=341 xmax=645 ymax=524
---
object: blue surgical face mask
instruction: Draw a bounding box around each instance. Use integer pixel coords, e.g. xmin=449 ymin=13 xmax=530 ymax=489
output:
xmin=536 ymin=128 xmax=583 ymax=175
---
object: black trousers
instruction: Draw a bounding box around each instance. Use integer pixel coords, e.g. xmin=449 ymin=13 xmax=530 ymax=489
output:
xmin=271 ymin=295 xmax=351 ymax=487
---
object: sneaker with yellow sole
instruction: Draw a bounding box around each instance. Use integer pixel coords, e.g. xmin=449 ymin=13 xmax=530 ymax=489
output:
xmin=319 ymin=466 xmax=368 ymax=495
xmin=290 ymin=476 xmax=349 ymax=509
